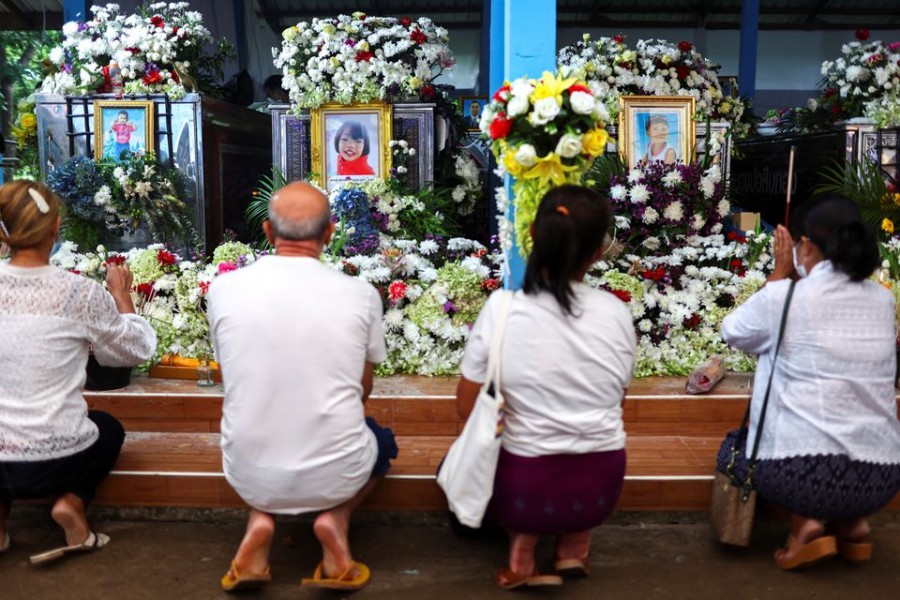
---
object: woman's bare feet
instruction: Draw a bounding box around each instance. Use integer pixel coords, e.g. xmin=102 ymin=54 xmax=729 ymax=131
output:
xmin=313 ymin=509 xmax=356 ymax=579
xmin=50 ymin=493 xmax=90 ymax=546
xmin=507 ymin=531 xmax=539 ymax=577
xmin=232 ymin=510 xmax=276 ymax=576
xmin=831 ymin=518 xmax=871 ymax=543
xmin=774 ymin=514 xmax=837 ymax=569
xmin=556 ymin=530 xmax=591 ymax=562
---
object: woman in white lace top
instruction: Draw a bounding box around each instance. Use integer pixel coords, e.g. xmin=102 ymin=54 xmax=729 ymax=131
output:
xmin=0 ymin=180 xmax=156 ymax=564
xmin=721 ymin=195 xmax=900 ymax=570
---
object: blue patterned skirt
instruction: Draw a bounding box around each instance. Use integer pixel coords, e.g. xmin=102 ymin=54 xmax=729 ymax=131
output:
xmin=716 ymin=430 xmax=900 ymax=521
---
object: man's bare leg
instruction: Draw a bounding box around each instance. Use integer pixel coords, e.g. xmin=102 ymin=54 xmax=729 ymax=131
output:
xmin=312 ymin=477 xmax=382 ymax=578
xmin=50 ymin=493 xmax=91 ymax=546
xmin=231 ymin=509 xmax=276 ymax=575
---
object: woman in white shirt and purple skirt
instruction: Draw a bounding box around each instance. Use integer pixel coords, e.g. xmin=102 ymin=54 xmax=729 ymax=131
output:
xmin=721 ymin=194 xmax=900 ymax=570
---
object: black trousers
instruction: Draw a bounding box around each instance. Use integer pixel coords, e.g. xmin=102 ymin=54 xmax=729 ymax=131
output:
xmin=0 ymin=411 xmax=125 ymax=506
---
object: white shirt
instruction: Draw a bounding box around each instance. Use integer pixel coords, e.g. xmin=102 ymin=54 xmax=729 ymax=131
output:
xmin=722 ymin=261 xmax=900 ymax=464
xmin=461 ymin=286 xmax=637 ymax=457
xmin=207 ymin=256 xmax=387 ymax=514
xmin=0 ymin=263 xmax=157 ymax=461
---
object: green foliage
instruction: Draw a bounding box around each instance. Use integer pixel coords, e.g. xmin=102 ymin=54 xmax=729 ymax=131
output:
xmin=245 ymin=168 xmax=287 ymax=248
xmin=816 ymin=157 xmax=899 ymax=233
xmin=583 ymin=153 xmax=626 ymax=193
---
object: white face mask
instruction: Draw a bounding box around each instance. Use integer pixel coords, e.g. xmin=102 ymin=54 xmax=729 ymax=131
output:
xmin=792 ymin=243 xmax=808 ymax=278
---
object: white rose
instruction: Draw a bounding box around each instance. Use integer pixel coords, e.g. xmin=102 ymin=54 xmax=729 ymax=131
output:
xmin=49 ymin=47 xmax=65 ymax=65
xmin=515 ymin=144 xmax=538 ymax=168
xmin=530 ymin=97 xmax=560 ymax=125
xmin=569 ymin=91 xmax=595 ymax=115
xmin=509 ymin=78 xmax=534 ymax=99
xmin=555 ymin=133 xmax=583 ymax=158
xmin=506 ymin=94 xmax=529 ymax=117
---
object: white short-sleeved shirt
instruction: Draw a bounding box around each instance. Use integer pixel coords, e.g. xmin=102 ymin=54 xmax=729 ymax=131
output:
xmin=0 ymin=263 xmax=157 ymax=461
xmin=207 ymin=256 xmax=387 ymax=514
xmin=461 ymin=286 xmax=637 ymax=457
xmin=722 ymin=261 xmax=900 ymax=464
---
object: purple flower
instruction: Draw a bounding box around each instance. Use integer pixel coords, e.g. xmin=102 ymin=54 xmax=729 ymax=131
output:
xmin=443 ymin=300 xmax=458 ymax=315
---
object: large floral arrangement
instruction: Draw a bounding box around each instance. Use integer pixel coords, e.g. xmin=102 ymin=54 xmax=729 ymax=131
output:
xmin=557 ymin=34 xmax=745 ymax=134
xmin=47 ymin=153 xmax=196 ymax=249
xmin=818 ymin=30 xmax=900 ymax=127
xmin=40 ymin=2 xmax=232 ymax=98
xmin=607 ymin=161 xmax=729 ymax=257
xmin=481 ymin=70 xmax=610 ymax=256
xmin=274 ymin=12 xmax=455 ymax=109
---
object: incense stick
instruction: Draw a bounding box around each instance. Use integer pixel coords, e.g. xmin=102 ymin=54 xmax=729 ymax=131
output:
xmin=784 ymin=145 xmax=796 ymax=227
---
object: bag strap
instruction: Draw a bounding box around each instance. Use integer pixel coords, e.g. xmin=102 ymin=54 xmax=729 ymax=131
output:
xmin=730 ymin=280 xmax=796 ymax=500
xmin=482 ymin=290 xmax=515 ymax=394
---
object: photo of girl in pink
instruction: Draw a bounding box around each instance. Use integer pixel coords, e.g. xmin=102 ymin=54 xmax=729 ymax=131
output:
xmin=641 ymin=114 xmax=677 ymax=165
xmin=110 ymin=111 xmax=136 ymax=159
xmin=334 ymin=121 xmax=375 ymax=176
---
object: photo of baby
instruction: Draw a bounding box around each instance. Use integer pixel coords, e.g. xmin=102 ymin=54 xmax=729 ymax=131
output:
xmin=94 ymin=101 xmax=153 ymax=162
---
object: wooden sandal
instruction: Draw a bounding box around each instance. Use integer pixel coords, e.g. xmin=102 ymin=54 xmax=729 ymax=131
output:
xmin=495 ymin=568 xmax=562 ymax=590
xmin=837 ymin=541 xmax=873 ymax=562
xmin=775 ymin=535 xmax=838 ymax=570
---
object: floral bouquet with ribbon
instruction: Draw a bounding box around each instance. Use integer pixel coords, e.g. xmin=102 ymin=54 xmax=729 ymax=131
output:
xmin=480 ymin=71 xmax=609 ymax=256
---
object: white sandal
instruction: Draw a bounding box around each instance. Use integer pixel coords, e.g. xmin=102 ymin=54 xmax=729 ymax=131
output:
xmin=29 ymin=531 xmax=110 ymax=566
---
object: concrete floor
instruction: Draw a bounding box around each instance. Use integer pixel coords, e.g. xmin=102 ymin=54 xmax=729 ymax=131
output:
xmin=1 ymin=509 xmax=898 ymax=600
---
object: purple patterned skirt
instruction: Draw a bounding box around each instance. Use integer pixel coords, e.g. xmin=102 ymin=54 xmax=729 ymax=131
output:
xmin=485 ymin=447 xmax=626 ymax=535
xmin=717 ymin=430 xmax=900 ymax=521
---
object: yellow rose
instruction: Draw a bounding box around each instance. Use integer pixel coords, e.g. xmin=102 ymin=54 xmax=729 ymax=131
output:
xmin=719 ymin=101 xmax=732 ymax=115
xmin=883 ymin=218 xmax=895 ymax=235
xmin=660 ymin=55 xmax=672 ymax=66
xmin=503 ymin=150 xmax=524 ymax=177
xmin=581 ymin=127 xmax=609 ymax=157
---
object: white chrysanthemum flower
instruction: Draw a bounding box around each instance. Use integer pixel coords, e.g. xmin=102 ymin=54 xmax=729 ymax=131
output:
xmin=642 ymin=207 xmax=659 ymax=224
xmin=384 ymin=308 xmax=405 ymax=329
xmin=663 ymin=200 xmax=684 ymax=222
xmin=627 ymin=168 xmax=644 ymax=183
xmin=662 ymin=170 xmax=682 ymax=188
xmin=717 ymin=199 xmax=731 ymax=218
xmin=642 ymin=236 xmax=660 ymax=251
xmin=629 ymin=184 xmax=650 ymax=204
xmin=609 ymin=184 xmax=627 ymax=200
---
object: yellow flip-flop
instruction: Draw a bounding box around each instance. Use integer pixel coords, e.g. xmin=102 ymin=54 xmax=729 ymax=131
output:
xmin=220 ymin=560 xmax=272 ymax=592
xmin=301 ymin=561 xmax=371 ymax=591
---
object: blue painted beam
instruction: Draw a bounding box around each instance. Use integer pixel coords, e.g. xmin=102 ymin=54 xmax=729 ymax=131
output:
xmin=233 ymin=0 xmax=248 ymax=70
xmin=738 ymin=0 xmax=759 ymax=100
xmin=494 ymin=0 xmax=557 ymax=290
xmin=63 ymin=0 xmax=90 ymax=23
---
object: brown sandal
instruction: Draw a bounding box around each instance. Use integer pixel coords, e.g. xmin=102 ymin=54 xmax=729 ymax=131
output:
xmin=495 ymin=568 xmax=562 ymax=590
xmin=775 ymin=536 xmax=838 ymax=570
xmin=837 ymin=540 xmax=873 ymax=562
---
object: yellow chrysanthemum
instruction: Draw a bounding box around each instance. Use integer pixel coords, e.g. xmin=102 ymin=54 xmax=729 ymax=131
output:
xmin=521 ymin=152 xmax=579 ymax=187
xmin=582 ymin=127 xmax=609 ymax=157
xmin=20 ymin=113 xmax=36 ymax=130
xmin=883 ymin=218 xmax=895 ymax=235
xmin=894 ymin=193 xmax=900 ymax=206
xmin=531 ymin=71 xmax=577 ymax=106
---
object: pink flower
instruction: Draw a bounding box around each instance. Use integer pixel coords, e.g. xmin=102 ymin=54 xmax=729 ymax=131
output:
xmin=217 ymin=261 xmax=238 ymax=274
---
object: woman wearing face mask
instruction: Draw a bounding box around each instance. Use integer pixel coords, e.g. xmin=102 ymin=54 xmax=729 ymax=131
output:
xmin=720 ymin=194 xmax=900 ymax=571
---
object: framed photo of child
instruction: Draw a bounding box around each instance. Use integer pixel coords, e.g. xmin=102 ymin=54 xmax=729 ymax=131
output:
xmin=310 ymin=102 xmax=392 ymax=192
xmin=93 ymin=100 xmax=155 ymax=161
xmin=617 ymin=96 xmax=695 ymax=170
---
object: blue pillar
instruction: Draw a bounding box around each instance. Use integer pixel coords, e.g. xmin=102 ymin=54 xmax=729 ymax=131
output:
xmin=738 ymin=0 xmax=759 ymax=100
xmin=64 ymin=0 xmax=90 ymax=22
xmin=489 ymin=0 xmax=557 ymax=290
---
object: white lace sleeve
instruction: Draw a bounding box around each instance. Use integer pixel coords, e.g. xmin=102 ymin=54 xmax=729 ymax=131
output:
xmin=84 ymin=282 xmax=157 ymax=367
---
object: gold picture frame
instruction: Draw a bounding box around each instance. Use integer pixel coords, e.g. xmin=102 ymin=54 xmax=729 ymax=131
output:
xmin=93 ymin=99 xmax=155 ymax=161
xmin=310 ymin=102 xmax=393 ymax=192
xmin=618 ymin=96 xmax=695 ymax=170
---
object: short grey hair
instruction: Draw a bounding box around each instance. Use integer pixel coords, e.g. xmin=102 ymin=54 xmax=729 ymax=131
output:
xmin=267 ymin=199 xmax=332 ymax=241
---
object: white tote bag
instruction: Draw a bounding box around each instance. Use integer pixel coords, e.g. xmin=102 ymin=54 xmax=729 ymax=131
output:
xmin=437 ymin=290 xmax=514 ymax=528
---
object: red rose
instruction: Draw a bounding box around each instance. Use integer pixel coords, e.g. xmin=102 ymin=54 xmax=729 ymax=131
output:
xmin=613 ymin=34 xmax=625 ymax=44
xmin=399 ymin=16 xmax=411 ymax=27
xmin=831 ymin=101 xmax=843 ymax=115
xmin=676 ymin=65 xmax=691 ymax=80
xmin=823 ymin=87 xmax=837 ymax=98
xmin=150 ymin=15 xmax=165 ymax=28
xmin=157 ymin=249 xmax=177 ymax=266
xmin=610 ymin=289 xmax=632 ymax=303
xmin=143 ymin=70 xmax=163 ymax=85
xmin=355 ymin=50 xmax=374 ymax=62
xmin=171 ymin=26 xmax=179 ymax=37
xmin=492 ymin=83 xmax=511 ymax=103
xmin=489 ymin=113 xmax=513 ymax=140
xmin=104 ymin=254 xmax=127 ymax=267
xmin=420 ymin=84 xmax=436 ymax=98
xmin=642 ymin=267 xmax=666 ymax=281
xmin=410 ymin=28 xmax=427 ymax=45
xmin=568 ymin=83 xmax=591 ymax=95
xmin=729 ymin=259 xmax=746 ymax=276
xmin=682 ymin=313 xmax=702 ymax=329
xmin=678 ymin=41 xmax=693 ymax=52
xmin=136 ymin=282 xmax=155 ymax=299
xmin=855 ymin=29 xmax=870 ymax=41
